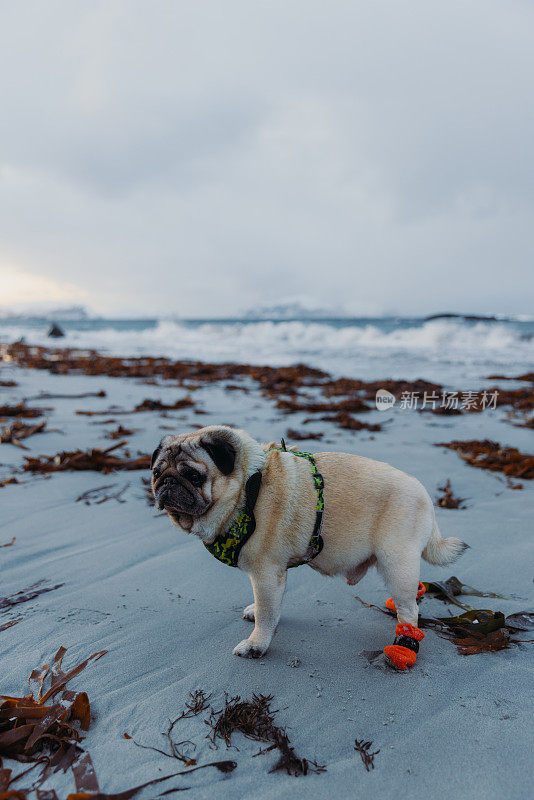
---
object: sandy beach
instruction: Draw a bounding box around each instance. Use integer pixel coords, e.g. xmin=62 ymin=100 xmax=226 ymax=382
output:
xmin=1 ymin=343 xmax=533 ymax=800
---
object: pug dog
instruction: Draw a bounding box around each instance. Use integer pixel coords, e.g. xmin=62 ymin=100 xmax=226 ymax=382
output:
xmin=151 ymin=425 xmax=467 ymax=662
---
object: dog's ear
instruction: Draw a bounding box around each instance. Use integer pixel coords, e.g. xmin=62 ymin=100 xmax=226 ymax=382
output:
xmin=200 ymin=432 xmax=236 ymax=475
xmin=151 ymin=442 xmax=163 ymax=469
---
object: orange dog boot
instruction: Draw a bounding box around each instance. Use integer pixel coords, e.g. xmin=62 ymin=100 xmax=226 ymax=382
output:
xmin=385 ymin=582 xmax=426 ymax=612
xmin=384 ymin=623 xmax=425 ymax=670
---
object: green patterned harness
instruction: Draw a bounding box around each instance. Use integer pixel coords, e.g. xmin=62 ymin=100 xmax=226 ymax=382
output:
xmin=203 ymin=445 xmax=325 ymax=569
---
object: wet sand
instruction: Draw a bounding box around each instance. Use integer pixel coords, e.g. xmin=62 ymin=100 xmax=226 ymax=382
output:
xmin=1 ymin=350 xmax=533 ymax=799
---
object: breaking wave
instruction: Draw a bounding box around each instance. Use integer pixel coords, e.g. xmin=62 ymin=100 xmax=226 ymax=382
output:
xmin=1 ymin=317 xmax=532 ymax=384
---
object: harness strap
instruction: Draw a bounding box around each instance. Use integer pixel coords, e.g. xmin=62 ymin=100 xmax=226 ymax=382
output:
xmin=270 ymin=446 xmax=325 ymax=566
xmin=203 ymin=444 xmax=325 ymax=568
xmin=203 ymin=470 xmax=262 ymax=567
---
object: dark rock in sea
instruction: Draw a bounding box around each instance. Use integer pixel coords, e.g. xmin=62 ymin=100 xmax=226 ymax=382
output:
xmin=48 ymin=323 xmax=65 ymax=338
xmin=424 ymin=313 xmax=498 ymax=322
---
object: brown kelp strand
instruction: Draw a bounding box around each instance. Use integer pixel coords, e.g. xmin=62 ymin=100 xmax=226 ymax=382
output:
xmin=486 ymin=372 xmax=534 ymax=382
xmin=76 ymin=397 xmax=194 ymax=416
xmin=0 ymin=646 xmax=107 ymax=794
xmin=67 ymin=760 xmax=237 ymax=800
xmin=276 ymin=397 xmax=371 ymax=414
xmin=0 ymin=618 xmax=22 ymax=633
xmin=436 ymin=440 xmax=534 ymax=479
xmin=25 ymin=390 xmax=106 ymax=401
xmin=353 ymin=739 xmax=380 ymax=771
xmin=0 ymin=477 xmax=19 ymax=488
xmin=435 ymin=480 xmax=466 ymax=509
xmin=22 ymin=442 xmax=150 ymax=474
xmin=423 ymin=609 xmax=534 ymax=656
xmin=6 ymin=342 xmax=532 ymax=427
xmin=0 ymin=402 xmax=48 ymax=419
xmin=206 ymin=693 xmax=326 ymax=776
xmin=105 ymin=425 xmax=136 ymax=439
xmin=1 ymin=659 xmax=233 ymax=800
xmin=311 ymin=413 xmax=382 ymax=431
xmin=0 ymin=581 xmax=64 ymax=611
xmin=0 ymin=420 xmax=47 ymax=449
xmin=125 ymin=690 xmax=212 ymax=766
xmin=75 ymin=483 xmax=130 ymax=505
xmin=285 ymin=429 xmax=324 ymax=441
xmin=354 ymin=579 xmax=533 ymax=657
xmin=423 ymin=576 xmax=509 ymax=603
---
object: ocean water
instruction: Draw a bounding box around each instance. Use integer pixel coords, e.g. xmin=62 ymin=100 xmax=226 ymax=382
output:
xmin=0 ymin=315 xmax=533 ymax=386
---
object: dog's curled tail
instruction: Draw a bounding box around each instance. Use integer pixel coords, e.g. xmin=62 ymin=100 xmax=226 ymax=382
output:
xmin=422 ymin=518 xmax=469 ymax=565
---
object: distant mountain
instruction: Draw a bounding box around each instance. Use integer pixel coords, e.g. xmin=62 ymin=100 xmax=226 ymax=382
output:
xmin=0 ymin=305 xmax=91 ymax=321
xmin=243 ymin=298 xmax=349 ymax=320
xmin=44 ymin=305 xmax=91 ymax=320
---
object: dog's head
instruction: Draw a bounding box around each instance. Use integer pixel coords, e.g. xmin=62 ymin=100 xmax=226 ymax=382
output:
xmin=151 ymin=425 xmax=265 ymax=538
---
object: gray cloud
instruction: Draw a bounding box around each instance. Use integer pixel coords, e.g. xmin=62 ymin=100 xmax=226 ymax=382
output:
xmin=0 ymin=0 xmax=532 ymax=315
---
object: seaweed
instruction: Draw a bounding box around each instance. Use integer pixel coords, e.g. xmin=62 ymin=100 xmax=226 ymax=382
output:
xmin=141 ymin=477 xmax=155 ymax=506
xmin=76 ymin=397 xmax=194 ymax=417
xmin=0 ymin=403 xmax=47 ymax=419
xmin=26 ymin=391 xmax=106 ymax=401
xmin=134 ymin=398 xmax=194 ymax=412
xmin=0 ymin=581 xmax=64 ymax=611
xmin=426 ymin=610 xmax=534 ymax=655
xmin=482 ymin=385 xmax=534 ymax=414
xmin=422 ymin=576 xmax=509 ymax=608
xmin=6 ymin=343 xmax=532 ymax=437
xmin=1 ymin=665 xmax=237 ymax=800
xmin=486 ymin=372 xmax=534 ymax=381
xmin=513 ymin=417 xmax=534 ymax=429
xmin=312 ymin=413 xmax=382 ymax=431
xmin=354 ymin=739 xmax=379 ymax=771
xmin=0 ymin=646 xmax=106 ymax=793
xmin=322 ymin=377 xmax=443 ymax=402
xmin=277 ymin=397 xmax=371 ymax=415
xmin=0 ymin=618 xmax=22 ymax=632
xmin=0 ymin=537 xmax=15 ymax=548
xmin=23 ymin=442 xmax=150 ymax=474
xmin=435 ymin=480 xmax=466 ymax=509
xmin=285 ymin=429 xmax=323 ymax=442
xmin=75 ymin=483 xmax=130 ymax=505
xmin=67 ymin=760 xmax=236 ymax=800
xmin=206 ymin=693 xmax=325 ymax=777
xmin=1 ymin=421 xmax=47 ymax=449
xmin=126 ymin=691 xmax=211 ymax=766
xmin=0 ymin=477 xmax=19 ymax=488
xmin=436 ymin=440 xmax=534 ymax=480
xmin=105 ymin=425 xmax=136 ymax=440
xmin=505 ymin=611 xmax=534 ymax=631
xmin=353 ymin=587 xmax=533 ymax=656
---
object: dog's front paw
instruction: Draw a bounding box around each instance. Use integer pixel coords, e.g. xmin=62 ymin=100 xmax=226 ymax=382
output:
xmin=243 ymin=603 xmax=255 ymax=622
xmin=233 ymin=637 xmax=266 ymax=659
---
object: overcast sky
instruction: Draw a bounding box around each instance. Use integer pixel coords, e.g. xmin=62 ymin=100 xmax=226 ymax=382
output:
xmin=1 ymin=1 xmax=533 ymax=317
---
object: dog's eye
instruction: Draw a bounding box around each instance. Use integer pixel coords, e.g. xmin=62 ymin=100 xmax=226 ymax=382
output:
xmin=153 ymin=467 xmax=161 ymax=480
xmin=182 ymin=466 xmax=205 ymax=487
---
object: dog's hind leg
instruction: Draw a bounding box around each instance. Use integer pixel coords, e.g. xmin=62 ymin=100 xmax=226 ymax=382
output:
xmin=377 ymin=548 xmax=425 ymax=670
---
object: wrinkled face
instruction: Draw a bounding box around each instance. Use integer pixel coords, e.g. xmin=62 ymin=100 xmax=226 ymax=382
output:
xmin=151 ymin=427 xmax=238 ymax=532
